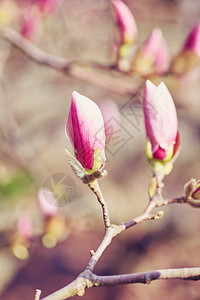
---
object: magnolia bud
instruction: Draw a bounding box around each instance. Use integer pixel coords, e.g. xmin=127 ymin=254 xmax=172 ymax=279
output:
xmin=185 ymin=178 xmax=200 ymax=200
xmin=66 ymin=91 xmax=106 ymax=173
xmin=143 ymin=80 xmax=180 ymax=174
xmin=133 ymin=28 xmax=170 ymax=76
xmin=171 ymin=22 xmax=200 ymax=75
xmin=112 ymin=0 xmax=137 ymax=46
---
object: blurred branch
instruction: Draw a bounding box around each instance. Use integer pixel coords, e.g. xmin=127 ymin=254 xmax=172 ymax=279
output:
xmin=0 ymin=27 xmax=143 ymax=96
xmin=159 ymin=196 xmax=187 ymax=206
xmin=41 ymin=267 xmax=200 ymax=300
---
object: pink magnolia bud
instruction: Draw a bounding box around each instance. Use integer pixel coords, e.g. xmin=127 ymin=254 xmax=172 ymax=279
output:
xmin=183 ymin=22 xmax=200 ymax=57
xmin=170 ymin=22 xmax=200 ymax=75
xmin=143 ymin=80 xmax=178 ymax=161
xmin=16 ymin=214 xmax=33 ymax=240
xmin=192 ymin=180 xmax=200 ymax=200
xmin=134 ymin=28 xmax=170 ymax=75
xmin=66 ymin=91 xmax=106 ymax=172
xmin=38 ymin=188 xmax=58 ymax=217
xmin=37 ymin=0 xmax=62 ymax=14
xmin=20 ymin=6 xmax=41 ymax=40
xmin=112 ymin=0 xmax=137 ymax=45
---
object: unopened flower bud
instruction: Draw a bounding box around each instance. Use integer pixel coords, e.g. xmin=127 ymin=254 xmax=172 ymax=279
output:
xmin=133 ymin=28 xmax=170 ymax=76
xmin=184 ymin=178 xmax=200 ymax=200
xmin=171 ymin=22 xmax=200 ymax=75
xmin=112 ymin=0 xmax=137 ymax=46
xmin=112 ymin=0 xmax=137 ymax=69
xmin=66 ymin=91 xmax=106 ymax=173
xmin=143 ymin=80 xmax=180 ymax=174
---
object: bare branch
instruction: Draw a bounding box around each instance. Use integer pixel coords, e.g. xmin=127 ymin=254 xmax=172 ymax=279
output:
xmin=122 ymin=200 xmax=157 ymax=230
xmin=41 ymin=267 xmax=200 ymax=299
xmin=86 ymin=225 xmax=122 ymax=272
xmin=41 ymin=276 xmax=93 ymax=300
xmin=93 ymin=267 xmax=200 ymax=286
xmin=34 ymin=289 xmax=41 ymax=300
xmin=0 ymin=27 xmax=143 ymax=96
xmin=158 ymin=196 xmax=187 ymax=206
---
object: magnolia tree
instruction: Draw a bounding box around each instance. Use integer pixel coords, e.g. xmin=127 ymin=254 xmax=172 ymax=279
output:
xmin=34 ymin=81 xmax=199 ymax=300
xmin=0 ymin=0 xmax=200 ymax=299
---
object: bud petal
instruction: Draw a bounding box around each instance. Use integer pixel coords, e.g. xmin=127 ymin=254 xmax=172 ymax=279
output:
xmin=143 ymin=80 xmax=178 ymax=161
xmin=192 ymin=180 xmax=200 ymax=200
xmin=66 ymin=91 xmax=106 ymax=172
xmin=171 ymin=22 xmax=200 ymax=75
xmin=183 ymin=22 xmax=200 ymax=57
xmin=133 ymin=28 xmax=170 ymax=75
xmin=112 ymin=0 xmax=137 ymax=45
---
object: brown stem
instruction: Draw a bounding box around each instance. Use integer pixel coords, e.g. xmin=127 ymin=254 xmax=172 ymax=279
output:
xmin=40 ymin=267 xmax=200 ymax=299
xmin=158 ymin=196 xmax=187 ymax=206
xmin=122 ymin=200 xmax=157 ymax=230
xmin=88 ymin=180 xmax=111 ymax=228
xmin=93 ymin=267 xmax=200 ymax=286
xmin=86 ymin=225 xmax=122 ymax=272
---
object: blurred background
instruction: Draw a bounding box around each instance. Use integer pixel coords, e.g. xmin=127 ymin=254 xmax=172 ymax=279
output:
xmin=0 ymin=0 xmax=200 ymax=299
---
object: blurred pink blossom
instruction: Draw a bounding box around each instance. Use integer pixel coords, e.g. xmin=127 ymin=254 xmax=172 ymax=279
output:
xmin=16 ymin=214 xmax=33 ymax=240
xmin=141 ymin=28 xmax=170 ymax=75
xmin=38 ymin=188 xmax=58 ymax=217
xmin=183 ymin=22 xmax=200 ymax=57
xmin=100 ymin=100 xmax=121 ymax=142
xmin=20 ymin=6 xmax=41 ymax=40
xmin=37 ymin=0 xmax=62 ymax=14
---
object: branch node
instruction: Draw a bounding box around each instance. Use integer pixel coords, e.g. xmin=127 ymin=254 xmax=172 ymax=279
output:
xmin=155 ymin=210 xmax=165 ymax=220
xmin=90 ymin=250 xmax=95 ymax=257
xmin=34 ymin=289 xmax=41 ymax=300
xmin=144 ymin=276 xmax=151 ymax=284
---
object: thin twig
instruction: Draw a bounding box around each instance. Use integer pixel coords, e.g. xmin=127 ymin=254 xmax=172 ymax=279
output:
xmin=88 ymin=180 xmax=111 ymax=228
xmin=35 ymin=289 xmax=41 ymax=300
xmin=158 ymin=196 xmax=187 ymax=206
xmin=122 ymin=200 xmax=157 ymax=230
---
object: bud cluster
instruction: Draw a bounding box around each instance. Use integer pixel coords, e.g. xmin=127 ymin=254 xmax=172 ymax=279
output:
xmin=111 ymin=0 xmax=200 ymax=78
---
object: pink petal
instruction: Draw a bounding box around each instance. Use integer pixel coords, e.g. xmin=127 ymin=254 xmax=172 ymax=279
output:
xmin=112 ymin=0 xmax=137 ymax=44
xmin=66 ymin=91 xmax=106 ymax=170
xmin=143 ymin=80 xmax=178 ymax=157
xmin=142 ymin=28 xmax=170 ymax=74
xmin=183 ymin=22 xmax=200 ymax=57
